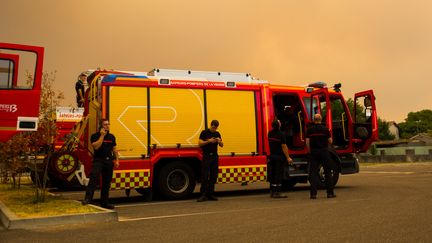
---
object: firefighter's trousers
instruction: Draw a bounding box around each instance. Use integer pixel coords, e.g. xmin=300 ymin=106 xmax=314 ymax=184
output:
xmin=85 ymin=158 xmax=114 ymax=205
xmin=200 ymin=153 xmax=219 ymax=197
xmin=308 ymin=149 xmax=334 ymax=196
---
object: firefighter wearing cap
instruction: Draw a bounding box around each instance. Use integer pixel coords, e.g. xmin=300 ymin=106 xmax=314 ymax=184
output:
xmin=75 ymin=73 xmax=86 ymax=107
xmin=306 ymin=113 xmax=336 ymax=199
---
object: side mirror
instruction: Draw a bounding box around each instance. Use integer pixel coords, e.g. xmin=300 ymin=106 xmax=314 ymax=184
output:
xmin=364 ymin=96 xmax=372 ymax=107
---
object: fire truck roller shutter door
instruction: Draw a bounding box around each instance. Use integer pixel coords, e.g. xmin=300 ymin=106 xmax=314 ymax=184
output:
xmin=108 ymin=87 xmax=149 ymax=158
xmin=206 ymin=90 xmax=257 ymax=155
xmin=149 ymin=88 xmax=205 ymax=147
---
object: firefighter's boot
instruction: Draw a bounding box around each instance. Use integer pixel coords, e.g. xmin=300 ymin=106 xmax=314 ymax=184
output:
xmin=269 ymin=184 xmax=275 ymax=198
xmin=271 ymin=185 xmax=287 ymax=199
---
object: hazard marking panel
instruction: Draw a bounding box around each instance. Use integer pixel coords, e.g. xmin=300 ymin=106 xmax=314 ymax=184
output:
xmin=217 ymin=165 xmax=267 ymax=183
xmin=111 ymin=169 xmax=151 ymax=190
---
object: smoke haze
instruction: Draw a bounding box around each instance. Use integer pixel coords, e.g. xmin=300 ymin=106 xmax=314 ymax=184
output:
xmin=1 ymin=0 xmax=432 ymax=122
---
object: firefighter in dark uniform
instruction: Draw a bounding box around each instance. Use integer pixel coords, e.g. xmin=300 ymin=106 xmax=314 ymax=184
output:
xmin=268 ymin=119 xmax=293 ymax=198
xmin=197 ymin=120 xmax=223 ymax=202
xmin=306 ymin=114 xmax=336 ymax=199
xmin=82 ymin=119 xmax=120 ymax=209
xmin=75 ymin=73 xmax=86 ymax=107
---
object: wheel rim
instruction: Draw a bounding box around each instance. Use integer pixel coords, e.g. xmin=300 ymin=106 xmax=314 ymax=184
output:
xmin=166 ymin=169 xmax=189 ymax=193
xmin=318 ymin=165 xmax=335 ymax=184
xmin=55 ymin=153 xmax=76 ymax=174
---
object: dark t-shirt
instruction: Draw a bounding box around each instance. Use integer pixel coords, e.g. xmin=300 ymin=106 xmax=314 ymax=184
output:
xmin=199 ymin=129 xmax=221 ymax=154
xmin=268 ymin=129 xmax=287 ymax=156
xmin=75 ymin=80 xmax=84 ymax=101
xmin=306 ymin=123 xmax=331 ymax=150
xmin=91 ymin=132 xmax=117 ymax=159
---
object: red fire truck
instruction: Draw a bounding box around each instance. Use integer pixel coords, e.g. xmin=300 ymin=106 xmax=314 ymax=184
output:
xmin=0 ymin=43 xmax=44 ymax=142
xmin=48 ymin=68 xmax=378 ymax=199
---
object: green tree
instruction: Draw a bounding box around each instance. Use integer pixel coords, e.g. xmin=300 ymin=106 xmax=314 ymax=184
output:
xmin=346 ymin=98 xmax=365 ymax=122
xmin=332 ymin=98 xmax=394 ymax=140
xmin=378 ymin=118 xmax=395 ymax=140
xmin=0 ymin=71 xmax=63 ymax=195
xmin=398 ymin=109 xmax=432 ymax=138
xmin=331 ymin=98 xmax=364 ymax=122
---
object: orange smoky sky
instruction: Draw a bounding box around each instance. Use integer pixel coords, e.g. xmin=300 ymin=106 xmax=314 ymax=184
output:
xmin=1 ymin=0 xmax=431 ymax=122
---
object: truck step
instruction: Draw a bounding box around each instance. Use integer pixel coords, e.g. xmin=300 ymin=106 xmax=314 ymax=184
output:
xmin=292 ymin=161 xmax=308 ymax=165
xmin=289 ymin=173 xmax=309 ymax=177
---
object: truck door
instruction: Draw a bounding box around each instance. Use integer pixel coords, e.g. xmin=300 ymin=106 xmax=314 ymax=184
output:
xmin=309 ymin=89 xmax=332 ymax=133
xmin=272 ymin=93 xmax=306 ymax=150
xmin=328 ymin=94 xmax=352 ymax=151
xmin=0 ymin=43 xmax=44 ymax=142
xmin=353 ymin=90 xmax=378 ymax=152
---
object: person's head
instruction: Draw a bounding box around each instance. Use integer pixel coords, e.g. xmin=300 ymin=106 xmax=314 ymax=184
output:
xmin=100 ymin=119 xmax=110 ymax=131
xmin=271 ymin=119 xmax=281 ymax=130
xmin=78 ymin=73 xmax=87 ymax=82
xmin=313 ymin=114 xmax=322 ymax=124
xmin=209 ymin=120 xmax=219 ymax=132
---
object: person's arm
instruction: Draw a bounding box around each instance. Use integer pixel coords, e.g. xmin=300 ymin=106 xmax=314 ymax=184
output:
xmin=327 ymin=129 xmax=333 ymax=145
xmin=92 ymin=129 xmax=106 ymax=150
xmin=113 ymin=146 xmax=120 ymax=168
xmin=199 ymin=138 xmax=217 ymax=147
xmin=281 ymin=144 xmax=293 ymax=164
xmin=305 ymin=138 xmax=310 ymax=153
xmin=78 ymin=89 xmax=84 ymax=101
xmin=216 ymin=137 xmax=223 ymax=147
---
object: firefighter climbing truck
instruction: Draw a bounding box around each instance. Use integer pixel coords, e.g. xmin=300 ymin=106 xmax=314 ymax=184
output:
xmin=46 ymin=68 xmax=378 ymax=199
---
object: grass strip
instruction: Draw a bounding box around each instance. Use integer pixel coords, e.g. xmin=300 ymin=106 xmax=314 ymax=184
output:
xmin=0 ymin=181 xmax=99 ymax=218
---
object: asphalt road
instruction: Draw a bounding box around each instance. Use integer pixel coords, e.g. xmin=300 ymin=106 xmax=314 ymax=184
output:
xmin=1 ymin=162 xmax=431 ymax=242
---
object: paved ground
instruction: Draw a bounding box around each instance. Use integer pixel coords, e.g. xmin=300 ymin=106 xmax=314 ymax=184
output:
xmin=1 ymin=162 xmax=431 ymax=242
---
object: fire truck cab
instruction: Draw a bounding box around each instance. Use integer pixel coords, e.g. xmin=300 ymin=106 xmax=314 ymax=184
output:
xmin=0 ymin=43 xmax=44 ymax=142
xmin=48 ymin=68 xmax=377 ymax=199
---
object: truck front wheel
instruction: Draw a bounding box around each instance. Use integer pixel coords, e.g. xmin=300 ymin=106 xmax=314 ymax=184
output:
xmin=157 ymin=162 xmax=196 ymax=200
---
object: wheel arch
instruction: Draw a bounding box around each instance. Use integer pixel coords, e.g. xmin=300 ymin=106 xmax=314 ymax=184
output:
xmin=153 ymin=157 xmax=201 ymax=184
xmin=329 ymin=148 xmax=342 ymax=173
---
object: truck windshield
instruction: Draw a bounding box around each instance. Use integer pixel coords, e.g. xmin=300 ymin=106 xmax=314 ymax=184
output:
xmin=303 ymin=97 xmax=318 ymax=120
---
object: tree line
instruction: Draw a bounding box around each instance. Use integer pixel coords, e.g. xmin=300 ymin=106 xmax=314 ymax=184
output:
xmin=343 ymin=99 xmax=431 ymax=141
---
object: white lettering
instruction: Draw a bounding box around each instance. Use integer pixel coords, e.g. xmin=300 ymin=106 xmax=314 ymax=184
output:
xmin=55 ymin=107 xmax=84 ymax=121
xmin=0 ymin=104 xmax=18 ymax=113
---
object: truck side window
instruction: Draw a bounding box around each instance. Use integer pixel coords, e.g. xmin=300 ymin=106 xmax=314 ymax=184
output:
xmin=0 ymin=50 xmax=37 ymax=90
xmin=0 ymin=59 xmax=14 ymax=89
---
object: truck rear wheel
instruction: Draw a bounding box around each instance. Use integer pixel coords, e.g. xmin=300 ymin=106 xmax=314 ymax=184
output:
xmin=282 ymin=180 xmax=297 ymax=190
xmin=316 ymin=164 xmax=339 ymax=189
xmin=157 ymin=162 xmax=196 ymax=200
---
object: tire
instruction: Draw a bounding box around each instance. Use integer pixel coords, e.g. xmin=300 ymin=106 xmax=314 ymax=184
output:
xmin=316 ymin=163 xmax=339 ymax=189
xmin=157 ymin=162 xmax=196 ymax=200
xmin=47 ymin=174 xmax=82 ymax=190
xmin=135 ymin=188 xmax=153 ymax=201
xmin=30 ymin=170 xmax=46 ymax=186
xmin=282 ymin=180 xmax=297 ymax=190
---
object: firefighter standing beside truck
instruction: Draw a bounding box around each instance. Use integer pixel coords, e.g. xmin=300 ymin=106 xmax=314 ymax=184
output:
xmin=305 ymin=114 xmax=336 ymax=199
xmin=197 ymin=120 xmax=223 ymax=202
xmin=268 ymin=119 xmax=293 ymax=198
xmin=82 ymin=119 xmax=120 ymax=209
